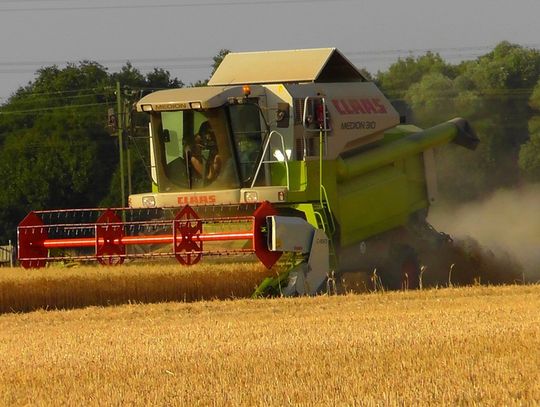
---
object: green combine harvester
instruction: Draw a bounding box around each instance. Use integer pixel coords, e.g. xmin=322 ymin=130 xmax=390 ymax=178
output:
xmin=18 ymin=48 xmax=478 ymax=295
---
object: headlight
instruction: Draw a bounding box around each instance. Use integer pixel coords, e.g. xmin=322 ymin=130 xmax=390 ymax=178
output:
xmin=142 ymin=196 xmax=156 ymax=208
xmin=244 ymin=191 xmax=258 ymax=203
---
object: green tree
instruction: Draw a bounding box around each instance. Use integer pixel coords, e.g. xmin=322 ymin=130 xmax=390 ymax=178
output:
xmin=402 ymin=71 xmax=485 ymax=202
xmin=192 ymin=49 xmax=231 ymax=87
xmin=405 ymin=72 xmax=481 ymax=125
xmin=381 ymin=42 xmax=540 ymax=202
xmin=0 ymin=61 xmax=110 ymax=143
xmin=146 ymin=68 xmax=184 ymax=90
xmin=377 ymin=52 xmax=457 ymax=99
xmin=0 ymin=61 xmax=182 ymax=241
xmin=102 ymin=65 xmax=182 ymax=205
xmin=460 ymin=42 xmax=540 ymax=192
xmin=211 ymin=49 xmax=231 ymax=76
xmin=519 ymin=79 xmax=540 ymax=181
xmin=0 ymin=62 xmax=116 ymax=241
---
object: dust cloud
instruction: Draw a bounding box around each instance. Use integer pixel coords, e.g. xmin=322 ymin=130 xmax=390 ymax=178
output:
xmin=429 ymin=184 xmax=540 ymax=281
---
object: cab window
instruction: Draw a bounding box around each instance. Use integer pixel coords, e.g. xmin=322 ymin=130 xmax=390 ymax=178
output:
xmin=228 ymin=103 xmax=265 ymax=186
xmin=152 ymin=108 xmax=238 ymax=190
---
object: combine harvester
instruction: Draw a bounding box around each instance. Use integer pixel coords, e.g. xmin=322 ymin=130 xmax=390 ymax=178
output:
xmin=18 ymin=48 xmax=478 ymax=295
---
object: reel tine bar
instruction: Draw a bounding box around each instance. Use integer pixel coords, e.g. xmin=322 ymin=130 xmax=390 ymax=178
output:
xmin=17 ymin=202 xmax=283 ymax=269
xmin=173 ymin=205 xmax=203 ymax=266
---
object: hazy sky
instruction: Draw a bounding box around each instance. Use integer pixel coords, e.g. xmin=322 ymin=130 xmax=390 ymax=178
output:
xmin=1 ymin=0 xmax=539 ymax=102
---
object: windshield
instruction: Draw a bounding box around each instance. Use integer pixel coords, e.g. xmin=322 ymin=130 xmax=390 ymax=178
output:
xmin=228 ymin=103 xmax=265 ymax=185
xmin=152 ymin=108 xmax=238 ymax=191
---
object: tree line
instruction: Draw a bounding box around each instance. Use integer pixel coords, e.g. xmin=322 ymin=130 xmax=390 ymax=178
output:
xmin=377 ymin=41 xmax=540 ymax=202
xmin=0 ymin=42 xmax=539 ymax=242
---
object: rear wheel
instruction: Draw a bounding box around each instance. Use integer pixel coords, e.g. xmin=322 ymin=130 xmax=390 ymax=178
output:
xmin=380 ymin=245 xmax=420 ymax=290
xmin=400 ymin=253 xmax=420 ymax=290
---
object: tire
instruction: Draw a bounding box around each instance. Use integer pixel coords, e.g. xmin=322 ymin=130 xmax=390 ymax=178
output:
xmin=380 ymin=245 xmax=421 ymax=290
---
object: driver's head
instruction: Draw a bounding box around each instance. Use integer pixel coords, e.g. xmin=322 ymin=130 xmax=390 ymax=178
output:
xmin=198 ymin=121 xmax=216 ymax=149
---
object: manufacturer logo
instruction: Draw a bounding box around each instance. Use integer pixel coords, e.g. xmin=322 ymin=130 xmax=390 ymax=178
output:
xmin=341 ymin=121 xmax=376 ymax=130
xmin=154 ymin=103 xmax=189 ymax=111
xmin=177 ymin=195 xmax=217 ymax=205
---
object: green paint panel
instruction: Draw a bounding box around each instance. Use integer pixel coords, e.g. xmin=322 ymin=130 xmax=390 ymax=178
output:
xmin=291 ymin=203 xmax=320 ymax=229
xmin=336 ymin=165 xmax=412 ymax=246
xmin=269 ymin=121 xmax=469 ymax=249
xmin=270 ymin=161 xmax=307 ymax=191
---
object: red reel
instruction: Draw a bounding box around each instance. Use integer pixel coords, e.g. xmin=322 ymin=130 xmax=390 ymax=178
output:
xmin=173 ymin=205 xmax=203 ymax=266
xmin=96 ymin=209 xmax=125 ymax=266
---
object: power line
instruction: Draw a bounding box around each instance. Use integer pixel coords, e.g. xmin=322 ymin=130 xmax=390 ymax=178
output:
xmin=0 ymin=0 xmax=355 ymax=12
xmin=1 ymin=86 xmax=537 ymax=115
xmin=14 ymin=87 xmax=110 ymax=96
xmin=0 ymin=64 xmax=209 ymax=75
xmin=0 ymin=43 xmax=538 ymax=72
xmin=0 ymin=56 xmax=211 ymax=67
xmin=4 ymin=87 xmax=163 ymax=100
xmin=0 ymin=44 xmax=538 ymax=102
xmin=0 ymin=0 xmax=110 ymax=2
xmin=0 ymin=102 xmax=108 ymax=115
xmin=348 ymin=43 xmax=540 ymax=56
xmin=6 ymin=93 xmax=111 ymax=107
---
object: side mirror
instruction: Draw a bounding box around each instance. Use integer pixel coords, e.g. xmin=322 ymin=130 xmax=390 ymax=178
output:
xmin=276 ymin=103 xmax=290 ymax=128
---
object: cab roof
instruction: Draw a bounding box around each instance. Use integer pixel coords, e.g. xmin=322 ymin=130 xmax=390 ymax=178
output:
xmin=136 ymin=86 xmax=246 ymax=111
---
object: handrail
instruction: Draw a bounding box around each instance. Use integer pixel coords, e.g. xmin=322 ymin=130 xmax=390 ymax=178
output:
xmin=301 ymin=96 xmax=331 ymax=158
xmin=250 ymin=130 xmax=290 ymax=190
xmin=301 ymin=96 xmax=335 ymax=236
xmin=313 ymin=211 xmax=326 ymax=233
xmin=148 ymin=122 xmax=158 ymax=185
xmin=320 ymin=185 xmax=336 ymax=235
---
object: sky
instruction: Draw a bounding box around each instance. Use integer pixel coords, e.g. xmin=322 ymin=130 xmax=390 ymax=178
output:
xmin=1 ymin=0 xmax=540 ymax=102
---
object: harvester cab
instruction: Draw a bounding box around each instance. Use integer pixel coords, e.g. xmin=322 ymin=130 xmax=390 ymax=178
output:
xmin=130 ymin=48 xmax=401 ymax=209
xmin=18 ymin=48 xmax=479 ymax=295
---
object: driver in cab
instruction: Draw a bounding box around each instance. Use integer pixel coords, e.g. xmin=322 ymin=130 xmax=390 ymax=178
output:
xmin=187 ymin=121 xmax=222 ymax=185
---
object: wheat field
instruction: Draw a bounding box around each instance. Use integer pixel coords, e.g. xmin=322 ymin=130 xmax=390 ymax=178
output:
xmin=0 ymin=262 xmax=274 ymax=313
xmin=1 ymin=285 xmax=538 ymax=406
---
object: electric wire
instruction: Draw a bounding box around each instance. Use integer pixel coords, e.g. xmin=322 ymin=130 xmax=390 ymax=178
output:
xmin=1 ymin=86 xmax=537 ymax=115
xmin=1 ymin=44 xmax=538 ymax=75
xmin=9 ymin=91 xmax=110 ymax=102
xmin=0 ymin=44 xmax=538 ymax=105
xmin=0 ymin=102 xmax=109 ymax=114
xmin=0 ymin=0 xmax=356 ymax=12
xmin=0 ymin=57 xmax=211 ymax=67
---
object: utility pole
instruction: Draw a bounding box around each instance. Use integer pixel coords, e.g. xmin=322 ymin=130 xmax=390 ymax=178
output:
xmin=127 ymin=146 xmax=133 ymax=197
xmin=125 ymin=91 xmax=133 ymax=197
xmin=116 ymin=81 xmax=126 ymax=208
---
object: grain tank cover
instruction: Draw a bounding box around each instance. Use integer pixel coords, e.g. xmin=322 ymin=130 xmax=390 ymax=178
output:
xmin=208 ymin=48 xmax=367 ymax=86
